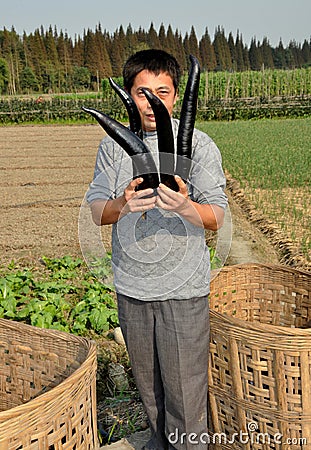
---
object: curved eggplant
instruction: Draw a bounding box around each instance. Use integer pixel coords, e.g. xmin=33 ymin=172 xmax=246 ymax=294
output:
xmin=176 ymin=55 xmax=201 ymax=181
xmin=82 ymin=106 xmax=159 ymax=190
xmin=142 ymin=88 xmax=179 ymax=192
xmin=109 ymin=78 xmax=143 ymax=140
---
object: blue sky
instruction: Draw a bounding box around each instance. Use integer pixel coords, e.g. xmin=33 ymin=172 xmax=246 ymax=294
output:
xmin=1 ymin=0 xmax=310 ymax=46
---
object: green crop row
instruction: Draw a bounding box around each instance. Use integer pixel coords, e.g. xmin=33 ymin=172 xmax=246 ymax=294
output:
xmin=194 ymin=67 xmax=311 ymax=100
xmin=198 ymin=117 xmax=311 ymax=263
xmin=200 ymin=117 xmax=310 ymax=189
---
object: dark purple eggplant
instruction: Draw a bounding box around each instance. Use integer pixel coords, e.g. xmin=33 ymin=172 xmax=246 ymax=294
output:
xmin=108 ymin=78 xmax=143 ymax=140
xmin=176 ymin=55 xmax=201 ymax=181
xmin=82 ymin=106 xmax=159 ymax=190
xmin=142 ymin=88 xmax=179 ymax=192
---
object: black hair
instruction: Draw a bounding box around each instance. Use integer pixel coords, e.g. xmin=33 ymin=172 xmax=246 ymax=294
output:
xmin=123 ymin=49 xmax=181 ymax=93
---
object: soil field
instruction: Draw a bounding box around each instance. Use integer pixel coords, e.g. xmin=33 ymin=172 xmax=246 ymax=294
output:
xmin=0 ymin=124 xmax=105 ymax=265
xmin=0 ymin=124 xmax=279 ymax=268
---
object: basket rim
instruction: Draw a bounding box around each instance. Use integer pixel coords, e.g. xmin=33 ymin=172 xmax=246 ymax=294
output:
xmin=210 ymin=262 xmax=311 ymax=341
xmin=0 ymin=317 xmax=92 ymax=345
xmin=210 ymin=309 xmax=311 ymax=338
xmin=211 ymin=262 xmax=311 ymax=279
xmin=0 ymin=319 xmax=97 ymax=421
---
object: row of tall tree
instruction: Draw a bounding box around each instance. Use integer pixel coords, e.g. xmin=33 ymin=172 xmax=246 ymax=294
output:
xmin=0 ymin=23 xmax=310 ymax=95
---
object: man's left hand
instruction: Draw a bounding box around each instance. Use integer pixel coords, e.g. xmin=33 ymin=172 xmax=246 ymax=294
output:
xmin=156 ymin=176 xmax=189 ymax=213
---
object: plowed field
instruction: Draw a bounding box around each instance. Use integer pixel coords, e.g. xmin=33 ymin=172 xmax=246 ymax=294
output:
xmin=0 ymin=124 xmax=106 ymax=265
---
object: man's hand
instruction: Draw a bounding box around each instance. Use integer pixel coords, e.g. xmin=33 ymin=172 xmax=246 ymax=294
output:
xmin=156 ymin=176 xmax=224 ymax=231
xmin=122 ymin=177 xmax=158 ymax=215
xmin=156 ymin=176 xmax=189 ymax=212
xmin=90 ymin=177 xmax=157 ymax=226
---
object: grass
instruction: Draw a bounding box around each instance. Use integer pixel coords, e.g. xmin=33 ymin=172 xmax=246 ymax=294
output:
xmin=197 ymin=117 xmax=311 ymax=262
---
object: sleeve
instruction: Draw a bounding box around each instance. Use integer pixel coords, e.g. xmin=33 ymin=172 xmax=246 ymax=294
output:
xmin=188 ymin=129 xmax=228 ymax=209
xmin=86 ymin=137 xmax=118 ymax=204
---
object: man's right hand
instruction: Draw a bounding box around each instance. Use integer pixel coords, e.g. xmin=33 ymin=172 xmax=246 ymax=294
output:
xmin=90 ymin=177 xmax=158 ymax=226
xmin=122 ymin=177 xmax=158 ymax=215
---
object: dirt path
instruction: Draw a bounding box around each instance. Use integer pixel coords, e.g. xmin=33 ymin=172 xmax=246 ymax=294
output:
xmin=0 ymin=124 xmax=279 ymax=268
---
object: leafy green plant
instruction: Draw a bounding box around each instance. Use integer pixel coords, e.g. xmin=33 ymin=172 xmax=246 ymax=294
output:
xmin=70 ymin=280 xmax=118 ymax=334
xmin=0 ymin=255 xmax=118 ymax=335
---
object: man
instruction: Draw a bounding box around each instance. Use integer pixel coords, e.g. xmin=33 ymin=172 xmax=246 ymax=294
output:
xmin=86 ymin=49 xmax=227 ymax=449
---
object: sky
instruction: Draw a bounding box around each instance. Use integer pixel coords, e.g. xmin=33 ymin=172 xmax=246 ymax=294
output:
xmin=1 ymin=0 xmax=310 ymax=47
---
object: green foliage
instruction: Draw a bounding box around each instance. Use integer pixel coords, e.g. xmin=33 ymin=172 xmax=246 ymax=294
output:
xmin=0 ymin=58 xmax=9 ymax=94
xmin=197 ymin=67 xmax=311 ymax=99
xmin=198 ymin=117 xmax=311 ymax=190
xmin=0 ymin=255 xmax=118 ymax=335
xmin=20 ymin=66 xmax=40 ymax=93
xmin=72 ymin=66 xmax=91 ymax=90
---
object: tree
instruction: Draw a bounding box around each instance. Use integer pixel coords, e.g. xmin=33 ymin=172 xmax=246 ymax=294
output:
xmin=109 ymin=27 xmax=126 ymax=76
xmin=199 ymin=28 xmax=216 ymax=71
xmin=147 ymin=23 xmax=160 ymax=49
xmin=261 ymin=37 xmax=274 ymax=68
xmin=174 ymin=30 xmax=187 ymax=72
xmin=235 ymin=32 xmax=245 ymax=71
xmin=213 ymin=27 xmax=232 ymax=70
xmin=25 ymin=28 xmax=48 ymax=90
xmin=273 ymin=39 xmax=287 ymax=69
xmin=228 ymin=32 xmax=236 ymax=70
xmin=125 ymin=24 xmax=139 ymax=57
xmin=72 ymin=66 xmax=90 ymax=90
xmin=0 ymin=58 xmax=9 ymax=93
xmin=158 ymin=23 xmax=167 ymax=50
xmin=249 ymin=38 xmax=263 ymax=70
xmin=288 ymin=40 xmax=303 ymax=68
xmin=1 ymin=27 xmax=24 ymax=94
xmin=187 ymin=26 xmax=200 ymax=61
xmin=20 ymin=66 xmax=39 ymax=92
xmin=72 ymin=35 xmax=84 ymax=67
xmin=301 ymin=39 xmax=311 ymax=66
xmin=84 ymin=27 xmax=112 ymax=83
xmin=166 ymin=25 xmax=176 ymax=55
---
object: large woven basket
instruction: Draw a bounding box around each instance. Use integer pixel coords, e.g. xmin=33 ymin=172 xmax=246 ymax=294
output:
xmin=208 ymin=263 xmax=311 ymax=450
xmin=0 ymin=319 xmax=98 ymax=449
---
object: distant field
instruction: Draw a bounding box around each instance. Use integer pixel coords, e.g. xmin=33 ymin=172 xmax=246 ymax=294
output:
xmin=198 ymin=117 xmax=311 ymax=268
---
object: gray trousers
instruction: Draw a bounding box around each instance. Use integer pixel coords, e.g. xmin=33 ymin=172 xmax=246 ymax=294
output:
xmin=117 ymin=294 xmax=210 ymax=450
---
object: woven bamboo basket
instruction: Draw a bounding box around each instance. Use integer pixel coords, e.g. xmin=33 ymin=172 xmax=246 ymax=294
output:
xmin=208 ymin=263 xmax=311 ymax=450
xmin=0 ymin=318 xmax=98 ymax=449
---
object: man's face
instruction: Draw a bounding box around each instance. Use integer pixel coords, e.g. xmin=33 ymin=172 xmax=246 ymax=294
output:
xmin=130 ymin=70 xmax=178 ymax=132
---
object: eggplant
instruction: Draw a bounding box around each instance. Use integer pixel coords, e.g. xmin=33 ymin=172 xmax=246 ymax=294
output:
xmin=176 ymin=55 xmax=201 ymax=181
xmin=142 ymin=88 xmax=179 ymax=192
xmin=108 ymin=78 xmax=143 ymax=140
xmin=82 ymin=106 xmax=159 ymax=190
